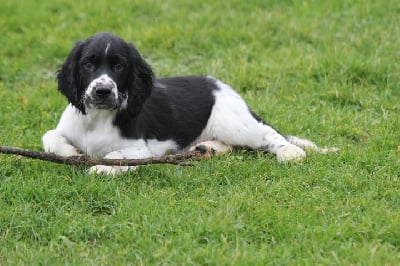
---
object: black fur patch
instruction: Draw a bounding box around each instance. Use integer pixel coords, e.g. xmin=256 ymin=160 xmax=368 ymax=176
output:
xmin=114 ymin=76 xmax=217 ymax=148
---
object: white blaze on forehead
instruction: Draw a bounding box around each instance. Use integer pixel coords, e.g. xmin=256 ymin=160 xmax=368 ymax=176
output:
xmin=105 ymin=42 xmax=111 ymax=55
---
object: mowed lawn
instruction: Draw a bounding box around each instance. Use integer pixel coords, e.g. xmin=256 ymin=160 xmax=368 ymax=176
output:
xmin=1 ymin=0 xmax=399 ymax=264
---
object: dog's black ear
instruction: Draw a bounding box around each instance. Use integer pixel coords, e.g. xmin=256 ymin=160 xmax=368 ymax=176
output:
xmin=57 ymin=41 xmax=86 ymax=114
xmin=127 ymin=43 xmax=154 ymax=117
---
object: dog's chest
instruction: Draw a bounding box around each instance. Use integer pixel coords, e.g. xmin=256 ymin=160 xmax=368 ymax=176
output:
xmin=74 ymin=118 xmax=123 ymax=157
xmin=89 ymin=128 xmax=119 ymax=156
xmin=61 ymin=110 xmax=126 ymax=157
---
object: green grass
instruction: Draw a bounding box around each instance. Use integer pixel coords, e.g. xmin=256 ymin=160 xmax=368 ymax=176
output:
xmin=1 ymin=0 xmax=400 ymax=264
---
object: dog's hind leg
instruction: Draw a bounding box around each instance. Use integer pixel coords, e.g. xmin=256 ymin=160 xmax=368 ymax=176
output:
xmin=202 ymin=78 xmax=307 ymax=162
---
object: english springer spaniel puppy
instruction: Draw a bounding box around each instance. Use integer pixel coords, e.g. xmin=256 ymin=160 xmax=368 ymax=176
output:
xmin=42 ymin=32 xmax=337 ymax=175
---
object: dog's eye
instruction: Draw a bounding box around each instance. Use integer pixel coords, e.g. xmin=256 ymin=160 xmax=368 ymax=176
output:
xmin=113 ymin=63 xmax=124 ymax=72
xmin=83 ymin=62 xmax=95 ymax=71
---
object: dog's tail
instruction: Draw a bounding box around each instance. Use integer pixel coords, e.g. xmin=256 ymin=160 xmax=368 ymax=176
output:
xmin=286 ymin=136 xmax=339 ymax=154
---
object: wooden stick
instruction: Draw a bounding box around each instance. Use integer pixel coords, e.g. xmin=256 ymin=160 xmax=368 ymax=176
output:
xmin=0 ymin=146 xmax=203 ymax=167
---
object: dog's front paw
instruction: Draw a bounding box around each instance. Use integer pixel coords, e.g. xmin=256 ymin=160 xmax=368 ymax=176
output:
xmin=276 ymin=144 xmax=306 ymax=163
xmin=58 ymin=145 xmax=82 ymax=157
xmin=42 ymin=129 xmax=82 ymax=157
xmin=88 ymin=165 xmax=136 ymax=175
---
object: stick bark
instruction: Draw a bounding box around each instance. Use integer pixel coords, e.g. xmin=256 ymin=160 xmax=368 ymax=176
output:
xmin=0 ymin=146 xmax=203 ymax=167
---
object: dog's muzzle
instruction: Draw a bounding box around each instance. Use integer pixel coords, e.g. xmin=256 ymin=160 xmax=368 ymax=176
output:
xmin=84 ymin=74 xmax=122 ymax=110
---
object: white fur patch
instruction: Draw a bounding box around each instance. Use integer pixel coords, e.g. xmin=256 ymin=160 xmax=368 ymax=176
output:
xmin=89 ymin=165 xmax=134 ymax=175
xmin=105 ymin=42 xmax=111 ymax=55
xmin=276 ymin=144 xmax=306 ymax=162
xmin=42 ymin=129 xmax=81 ymax=157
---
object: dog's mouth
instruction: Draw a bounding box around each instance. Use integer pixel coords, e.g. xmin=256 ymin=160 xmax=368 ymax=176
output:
xmin=86 ymin=100 xmax=117 ymax=110
xmin=84 ymin=92 xmax=127 ymax=110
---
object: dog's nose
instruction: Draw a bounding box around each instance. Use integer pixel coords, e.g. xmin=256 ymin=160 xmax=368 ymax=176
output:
xmin=94 ymin=84 xmax=112 ymax=97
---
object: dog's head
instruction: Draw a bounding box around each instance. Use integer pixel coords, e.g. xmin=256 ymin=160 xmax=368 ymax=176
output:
xmin=57 ymin=32 xmax=153 ymax=115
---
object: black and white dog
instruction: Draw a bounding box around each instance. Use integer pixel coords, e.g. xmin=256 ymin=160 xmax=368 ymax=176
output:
xmin=42 ymin=32 xmax=336 ymax=175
